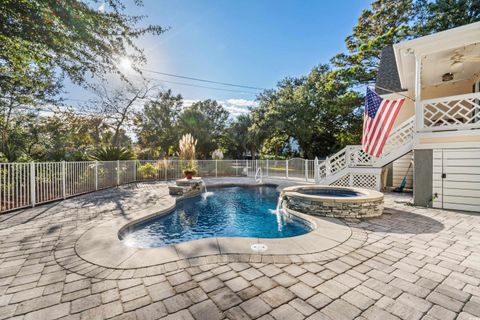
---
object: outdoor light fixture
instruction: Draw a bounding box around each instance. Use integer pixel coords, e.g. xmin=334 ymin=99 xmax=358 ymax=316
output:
xmin=442 ymin=72 xmax=454 ymax=82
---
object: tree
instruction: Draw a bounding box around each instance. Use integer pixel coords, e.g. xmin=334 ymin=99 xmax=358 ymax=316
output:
xmin=0 ymin=0 xmax=165 ymax=94
xmin=135 ymin=90 xmax=183 ymax=159
xmin=178 ymin=100 xmax=229 ymax=159
xmin=414 ymin=0 xmax=480 ymax=35
xmin=251 ymin=65 xmax=363 ymax=159
xmin=222 ymin=114 xmax=255 ymax=159
xmin=89 ymin=80 xmax=160 ymax=147
xmin=331 ymin=0 xmax=416 ymax=85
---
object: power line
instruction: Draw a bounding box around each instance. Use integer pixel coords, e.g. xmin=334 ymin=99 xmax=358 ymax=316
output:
xmin=152 ymin=78 xmax=259 ymax=94
xmin=140 ymin=68 xmax=266 ymax=91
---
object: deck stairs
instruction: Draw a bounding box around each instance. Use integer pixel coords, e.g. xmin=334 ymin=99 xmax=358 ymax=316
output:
xmin=315 ymin=116 xmax=415 ymax=190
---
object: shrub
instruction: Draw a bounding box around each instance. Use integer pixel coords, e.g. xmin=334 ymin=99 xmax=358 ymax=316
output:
xmin=138 ymin=163 xmax=157 ymax=178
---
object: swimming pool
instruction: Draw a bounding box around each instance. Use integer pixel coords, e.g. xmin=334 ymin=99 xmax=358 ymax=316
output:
xmin=121 ymin=185 xmax=312 ymax=248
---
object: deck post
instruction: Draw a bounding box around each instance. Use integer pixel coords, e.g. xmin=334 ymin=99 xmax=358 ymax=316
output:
xmin=266 ymin=159 xmax=269 ymax=177
xmin=314 ymin=157 xmax=319 ymax=183
xmin=215 ymin=160 xmax=218 ymax=178
xmin=62 ymin=161 xmax=66 ymax=199
xmin=30 ymin=162 xmax=36 ymax=207
xmin=415 ymin=54 xmax=423 ymax=132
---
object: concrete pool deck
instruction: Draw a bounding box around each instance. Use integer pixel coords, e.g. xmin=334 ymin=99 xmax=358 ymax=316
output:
xmin=0 ymin=177 xmax=479 ymax=320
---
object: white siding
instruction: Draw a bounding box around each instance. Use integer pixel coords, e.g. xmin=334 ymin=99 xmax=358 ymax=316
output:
xmin=433 ymin=148 xmax=480 ymax=212
xmin=392 ymin=152 xmax=413 ymax=189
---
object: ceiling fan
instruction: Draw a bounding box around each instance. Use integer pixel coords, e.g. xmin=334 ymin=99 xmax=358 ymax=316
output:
xmin=439 ymin=48 xmax=480 ymax=82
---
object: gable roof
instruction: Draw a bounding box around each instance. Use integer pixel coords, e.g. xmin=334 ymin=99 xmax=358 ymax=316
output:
xmin=375 ymin=46 xmax=403 ymax=95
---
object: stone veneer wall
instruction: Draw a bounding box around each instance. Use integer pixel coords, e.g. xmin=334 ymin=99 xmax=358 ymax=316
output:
xmin=285 ymin=196 xmax=384 ymax=218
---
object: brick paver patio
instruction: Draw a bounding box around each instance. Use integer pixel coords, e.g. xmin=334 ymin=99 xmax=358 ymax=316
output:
xmin=0 ymin=180 xmax=479 ymax=320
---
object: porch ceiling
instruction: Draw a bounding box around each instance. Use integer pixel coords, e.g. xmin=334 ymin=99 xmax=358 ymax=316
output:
xmin=394 ymin=22 xmax=480 ymax=90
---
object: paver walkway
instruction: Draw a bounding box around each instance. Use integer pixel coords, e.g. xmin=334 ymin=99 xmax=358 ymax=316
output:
xmin=0 ymin=179 xmax=479 ymax=320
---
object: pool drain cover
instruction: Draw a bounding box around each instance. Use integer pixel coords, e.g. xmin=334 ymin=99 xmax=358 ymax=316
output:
xmin=251 ymin=243 xmax=268 ymax=252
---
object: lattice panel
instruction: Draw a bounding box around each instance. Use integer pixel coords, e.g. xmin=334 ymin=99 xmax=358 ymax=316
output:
xmin=423 ymin=94 xmax=480 ymax=128
xmin=352 ymin=174 xmax=377 ymax=190
xmin=331 ymin=174 xmax=350 ymax=187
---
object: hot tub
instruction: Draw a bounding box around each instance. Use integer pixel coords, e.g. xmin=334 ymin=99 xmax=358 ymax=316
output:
xmin=281 ymin=185 xmax=384 ymax=218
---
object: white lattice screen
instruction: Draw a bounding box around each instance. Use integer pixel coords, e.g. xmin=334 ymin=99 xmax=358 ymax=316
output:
xmin=331 ymin=175 xmax=350 ymax=187
xmin=422 ymin=93 xmax=480 ymax=129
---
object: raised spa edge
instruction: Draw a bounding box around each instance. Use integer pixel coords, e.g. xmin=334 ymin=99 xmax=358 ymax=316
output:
xmin=282 ymin=185 xmax=384 ymax=218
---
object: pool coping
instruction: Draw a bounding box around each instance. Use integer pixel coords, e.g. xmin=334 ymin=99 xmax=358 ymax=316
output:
xmin=73 ymin=181 xmax=354 ymax=270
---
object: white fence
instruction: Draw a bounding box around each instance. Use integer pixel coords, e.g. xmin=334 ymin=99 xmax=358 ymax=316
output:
xmin=1 ymin=159 xmax=324 ymax=213
xmin=1 ymin=151 xmax=393 ymax=213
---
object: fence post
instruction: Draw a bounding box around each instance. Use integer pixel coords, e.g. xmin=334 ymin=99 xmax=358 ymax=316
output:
xmin=305 ymin=159 xmax=308 ymax=182
xmin=30 ymin=162 xmax=36 ymax=207
xmin=95 ymin=161 xmax=98 ymax=190
xmin=286 ymin=160 xmax=289 ymax=179
xmin=235 ymin=160 xmax=238 ymax=176
xmin=314 ymin=157 xmax=319 ymax=184
xmin=215 ymin=160 xmax=218 ymax=178
xmin=116 ymin=160 xmax=120 ymax=186
xmin=266 ymin=159 xmax=269 ymax=177
xmin=133 ymin=160 xmax=137 ymax=182
xmin=165 ymin=160 xmax=168 ymax=181
xmin=62 ymin=161 xmax=66 ymax=199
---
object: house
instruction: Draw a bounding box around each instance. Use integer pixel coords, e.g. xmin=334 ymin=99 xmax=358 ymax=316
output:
xmin=376 ymin=22 xmax=480 ymax=212
xmin=315 ymin=22 xmax=479 ymax=213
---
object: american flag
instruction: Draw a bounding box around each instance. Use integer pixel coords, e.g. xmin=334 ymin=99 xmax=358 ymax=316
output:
xmin=362 ymin=87 xmax=405 ymax=157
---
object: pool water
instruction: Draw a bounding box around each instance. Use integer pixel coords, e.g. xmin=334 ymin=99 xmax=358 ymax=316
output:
xmin=299 ymin=189 xmax=361 ymax=197
xmin=121 ymin=186 xmax=312 ymax=248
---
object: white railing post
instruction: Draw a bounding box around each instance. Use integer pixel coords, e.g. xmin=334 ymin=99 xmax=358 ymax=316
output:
xmin=116 ymin=160 xmax=120 ymax=186
xmin=215 ymin=160 xmax=218 ymax=178
xmin=266 ymin=159 xmax=269 ymax=177
xmin=305 ymin=159 xmax=308 ymax=181
xmin=235 ymin=160 xmax=238 ymax=176
xmin=62 ymin=161 xmax=66 ymax=199
xmin=30 ymin=162 xmax=36 ymax=207
xmin=255 ymin=160 xmax=258 ymax=178
xmin=95 ymin=161 xmax=98 ymax=190
xmin=314 ymin=157 xmax=319 ymax=184
xmin=325 ymin=157 xmax=331 ymax=176
xmin=286 ymin=160 xmax=289 ymax=179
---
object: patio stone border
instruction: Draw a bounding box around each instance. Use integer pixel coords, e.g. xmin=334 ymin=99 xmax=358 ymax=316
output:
xmin=282 ymin=185 xmax=384 ymax=218
xmin=53 ymin=180 xmax=369 ymax=279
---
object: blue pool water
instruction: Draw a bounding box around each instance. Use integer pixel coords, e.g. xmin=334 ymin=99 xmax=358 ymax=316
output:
xmin=299 ymin=188 xmax=362 ymax=197
xmin=121 ymin=186 xmax=312 ymax=248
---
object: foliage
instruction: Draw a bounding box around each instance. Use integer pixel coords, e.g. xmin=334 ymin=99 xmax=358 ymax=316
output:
xmin=0 ymin=0 xmax=165 ymax=94
xmin=135 ymin=90 xmax=183 ymax=158
xmin=89 ymin=146 xmax=135 ymax=161
xmin=252 ymin=65 xmax=363 ymax=158
xmin=178 ymin=100 xmax=229 ymax=159
xmin=212 ymin=149 xmax=224 ymax=160
xmin=137 ymin=163 xmax=157 ymax=178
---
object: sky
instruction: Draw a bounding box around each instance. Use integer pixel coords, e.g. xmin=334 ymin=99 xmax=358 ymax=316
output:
xmin=64 ymin=0 xmax=371 ymax=117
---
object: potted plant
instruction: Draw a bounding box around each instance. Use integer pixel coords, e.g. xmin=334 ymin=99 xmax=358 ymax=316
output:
xmin=183 ymin=162 xmax=197 ymax=180
xmin=179 ymin=134 xmax=198 ymax=179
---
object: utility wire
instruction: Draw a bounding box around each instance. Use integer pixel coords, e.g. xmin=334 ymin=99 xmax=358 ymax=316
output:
xmin=140 ymin=68 xmax=266 ymax=91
